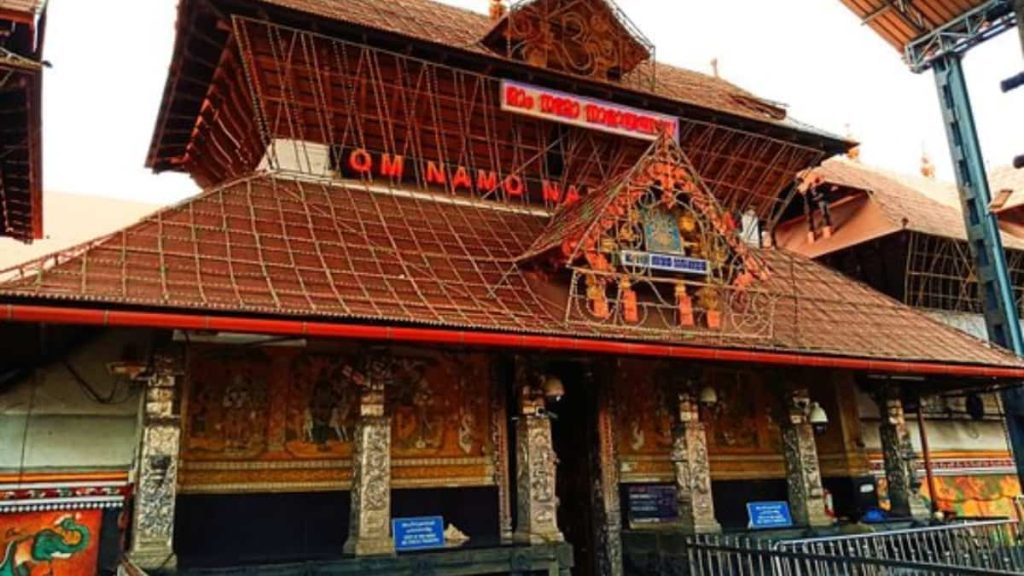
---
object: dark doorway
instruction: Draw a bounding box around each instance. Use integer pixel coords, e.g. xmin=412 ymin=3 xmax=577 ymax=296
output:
xmin=549 ymin=362 xmax=600 ymax=576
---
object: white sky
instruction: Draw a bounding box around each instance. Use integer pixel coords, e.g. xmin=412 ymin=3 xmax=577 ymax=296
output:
xmin=41 ymin=0 xmax=1024 ymax=206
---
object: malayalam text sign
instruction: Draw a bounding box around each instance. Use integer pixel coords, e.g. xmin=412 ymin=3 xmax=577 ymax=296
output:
xmin=746 ymin=501 xmax=794 ymax=530
xmin=501 ymin=80 xmax=680 ymax=142
xmin=393 ymin=516 xmax=445 ymax=551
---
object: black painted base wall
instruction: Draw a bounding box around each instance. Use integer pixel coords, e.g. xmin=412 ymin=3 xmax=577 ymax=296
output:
xmin=174 ymin=487 xmax=500 ymax=569
xmin=711 ymin=479 xmax=789 ymax=530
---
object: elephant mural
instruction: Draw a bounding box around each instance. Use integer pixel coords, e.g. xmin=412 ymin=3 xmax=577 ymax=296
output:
xmin=0 ymin=513 xmax=97 ymax=576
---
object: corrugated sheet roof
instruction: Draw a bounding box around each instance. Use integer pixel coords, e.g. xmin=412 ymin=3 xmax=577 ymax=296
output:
xmin=836 ymin=0 xmax=991 ymax=51
xmin=0 ymin=173 xmax=1018 ymax=368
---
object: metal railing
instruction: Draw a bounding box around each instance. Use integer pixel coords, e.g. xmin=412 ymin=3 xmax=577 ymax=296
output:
xmin=685 ymin=519 xmax=1024 ymax=575
xmin=777 ymin=519 xmax=1023 ymax=573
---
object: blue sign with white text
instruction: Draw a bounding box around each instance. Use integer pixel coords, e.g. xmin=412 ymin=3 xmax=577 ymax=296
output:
xmin=393 ymin=516 xmax=445 ymax=551
xmin=620 ymin=250 xmax=710 ymax=276
xmin=746 ymin=501 xmax=794 ymax=529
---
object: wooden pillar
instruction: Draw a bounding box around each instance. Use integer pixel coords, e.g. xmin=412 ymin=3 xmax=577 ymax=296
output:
xmin=129 ymin=353 xmax=183 ymax=571
xmin=343 ymin=353 xmax=395 ymax=557
xmin=671 ymin=392 xmax=720 ymax=534
xmin=877 ymin=390 xmax=929 ymax=520
xmin=513 ymin=359 xmax=564 ymax=545
xmin=781 ymin=388 xmax=832 ymax=528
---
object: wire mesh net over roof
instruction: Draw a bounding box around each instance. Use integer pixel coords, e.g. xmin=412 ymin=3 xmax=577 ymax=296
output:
xmin=0 ymin=171 xmax=1019 ymax=368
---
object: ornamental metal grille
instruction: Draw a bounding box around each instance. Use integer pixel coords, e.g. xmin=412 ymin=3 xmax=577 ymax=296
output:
xmin=532 ymin=134 xmax=776 ymax=340
xmin=229 ymin=17 xmax=822 ymax=226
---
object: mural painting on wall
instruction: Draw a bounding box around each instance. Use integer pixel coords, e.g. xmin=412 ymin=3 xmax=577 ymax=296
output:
xmin=701 ymin=369 xmax=781 ymax=454
xmin=614 ymin=361 xmax=673 ymax=457
xmin=613 ymin=362 xmax=787 ymax=481
xmin=0 ymin=511 xmax=100 ymax=576
xmin=182 ymin=347 xmax=494 ymax=491
xmin=185 ymin=350 xmax=271 ymax=458
xmin=878 ymin=474 xmax=1022 ymax=518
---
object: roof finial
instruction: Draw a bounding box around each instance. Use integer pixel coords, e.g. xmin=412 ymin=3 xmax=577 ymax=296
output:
xmin=844 ymin=124 xmax=861 ymax=162
xmin=710 ymin=57 xmax=720 ymax=79
xmin=921 ymin=150 xmax=936 ymax=179
xmin=490 ymin=0 xmax=506 ymax=21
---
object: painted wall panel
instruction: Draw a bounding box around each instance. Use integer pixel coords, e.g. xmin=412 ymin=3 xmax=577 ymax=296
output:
xmin=0 ymin=510 xmax=102 ymax=576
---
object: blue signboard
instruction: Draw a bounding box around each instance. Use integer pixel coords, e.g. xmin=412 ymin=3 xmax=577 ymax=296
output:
xmin=620 ymin=250 xmax=709 ymax=276
xmin=746 ymin=501 xmax=794 ymax=529
xmin=392 ymin=516 xmax=445 ymax=551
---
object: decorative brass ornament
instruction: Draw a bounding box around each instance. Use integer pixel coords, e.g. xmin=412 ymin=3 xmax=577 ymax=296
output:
xmin=492 ymin=0 xmax=655 ymax=88
xmin=561 ymin=132 xmax=774 ymax=338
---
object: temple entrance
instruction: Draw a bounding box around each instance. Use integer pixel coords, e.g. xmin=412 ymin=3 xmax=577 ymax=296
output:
xmin=550 ymin=362 xmax=600 ymax=576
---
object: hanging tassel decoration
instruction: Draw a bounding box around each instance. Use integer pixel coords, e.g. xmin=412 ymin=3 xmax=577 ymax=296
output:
xmin=676 ymin=284 xmax=695 ymax=327
xmin=621 ymin=278 xmax=639 ymax=324
xmin=586 ymin=275 xmax=610 ymax=319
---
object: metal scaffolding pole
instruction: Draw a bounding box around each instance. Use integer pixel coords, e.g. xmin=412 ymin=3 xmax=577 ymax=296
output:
xmin=933 ymin=54 xmax=1024 ymax=485
xmin=1018 ymin=0 xmax=1024 ymax=55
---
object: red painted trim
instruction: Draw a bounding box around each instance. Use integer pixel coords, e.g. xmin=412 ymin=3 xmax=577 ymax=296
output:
xmin=4 ymin=303 xmax=1023 ymax=378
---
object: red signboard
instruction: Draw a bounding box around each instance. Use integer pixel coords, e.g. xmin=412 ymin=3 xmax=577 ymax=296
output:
xmin=500 ymin=80 xmax=679 ymax=141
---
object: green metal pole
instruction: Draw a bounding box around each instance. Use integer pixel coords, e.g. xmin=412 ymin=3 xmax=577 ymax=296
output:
xmin=932 ymin=54 xmax=1024 ymax=486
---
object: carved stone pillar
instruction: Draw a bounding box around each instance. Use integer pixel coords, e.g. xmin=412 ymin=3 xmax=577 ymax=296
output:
xmin=513 ymin=361 xmax=564 ymax=545
xmin=592 ymin=363 xmax=622 ymax=576
xmin=781 ymin=388 xmax=832 ymax=528
xmin=878 ymin=392 xmax=929 ymax=519
xmin=343 ymin=354 xmax=395 ymax=557
xmin=671 ymin=392 xmax=720 ymax=534
xmin=129 ymin=354 xmax=183 ymax=572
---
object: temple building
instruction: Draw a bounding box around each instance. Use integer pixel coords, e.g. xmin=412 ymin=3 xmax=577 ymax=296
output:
xmin=776 ymin=156 xmax=1024 ymax=520
xmin=2 ymin=1 xmax=1024 ymax=575
xmin=0 ymin=0 xmax=45 ymax=241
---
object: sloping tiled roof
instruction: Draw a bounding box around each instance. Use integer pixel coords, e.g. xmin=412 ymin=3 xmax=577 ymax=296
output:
xmin=991 ymin=165 xmax=1024 ymax=213
xmin=0 ymin=192 xmax=161 ymax=270
xmin=258 ymin=0 xmax=791 ymax=126
xmin=817 ymin=158 xmax=1024 ymax=251
xmin=0 ymin=173 xmax=1018 ymax=368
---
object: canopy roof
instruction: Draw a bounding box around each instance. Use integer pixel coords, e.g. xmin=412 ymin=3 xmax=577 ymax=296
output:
xmin=0 ymin=171 xmax=1019 ymax=370
xmin=0 ymin=0 xmax=45 ymax=21
xmin=835 ymin=0 xmax=993 ymax=51
xmin=0 ymin=0 xmax=46 ymax=241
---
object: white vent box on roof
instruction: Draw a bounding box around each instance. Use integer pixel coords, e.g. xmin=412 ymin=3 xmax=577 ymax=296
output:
xmin=259 ymin=138 xmax=333 ymax=177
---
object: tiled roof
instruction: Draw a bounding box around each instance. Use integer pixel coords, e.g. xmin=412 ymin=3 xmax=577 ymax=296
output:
xmin=259 ymin=0 xmax=793 ymax=127
xmin=0 ymin=173 xmax=1018 ymax=368
xmin=818 ymin=158 xmax=1024 ymax=251
xmin=991 ymin=165 xmax=1024 ymax=213
xmin=0 ymin=192 xmax=161 ymax=270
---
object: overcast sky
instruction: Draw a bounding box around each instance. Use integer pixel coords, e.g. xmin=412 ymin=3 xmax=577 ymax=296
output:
xmin=41 ymin=0 xmax=1023 ymax=206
